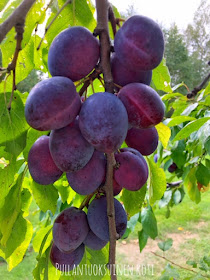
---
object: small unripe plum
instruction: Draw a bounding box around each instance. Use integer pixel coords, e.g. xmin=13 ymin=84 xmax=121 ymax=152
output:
xmin=125 ymin=127 xmax=159 ymax=156
xmin=114 ymin=15 xmax=164 ymax=71
xmin=111 ymin=54 xmax=152 ymax=87
xmin=79 ymin=92 xmax=128 ymax=153
xmin=50 ymin=120 xmax=94 ymax=172
xmin=114 ymin=150 xmax=148 ymax=191
xmin=48 ymin=26 xmax=100 ymax=82
xmin=66 ymin=150 xmax=106 ymax=195
xmin=28 ymin=135 xmax=62 ymax=185
xmin=53 ymin=207 xmax=89 ymax=253
xmin=25 ymin=76 xmax=81 ymax=131
xmin=118 ymin=83 xmax=165 ymax=128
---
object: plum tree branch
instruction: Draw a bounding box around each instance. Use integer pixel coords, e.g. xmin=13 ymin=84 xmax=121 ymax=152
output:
xmin=187 ymin=71 xmax=210 ymax=99
xmin=95 ymin=1 xmax=117 ymax=279
xmin=0 ymin=0 xmax=36 ymax=44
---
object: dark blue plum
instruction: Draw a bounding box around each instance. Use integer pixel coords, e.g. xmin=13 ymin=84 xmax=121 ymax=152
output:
xmin=50 ymin=243 xmax=85 ymax=272
xmin=25 ymin=76 xmax=81 ymax=131
xmin=53 ymin=207 xmax=89 ymax=253
xmin=114 ymin=15 xmax=164 ymax=71
xmin=28 ymin=135 xmax=62 ymax=185
xmin=79 ymin=92 xmax=128 ymax=153
xmin=48 ymin=26 xmax=100 ymax=82
xmin=49 ymin=120 xmax=94 ymax=172
xmin=83 ymin=230 xmax=107 ymax=250
xmin=87 ymin=196 xmax=127 ymax=241
xmin=66 ymin=150 xmax=106 ymax=195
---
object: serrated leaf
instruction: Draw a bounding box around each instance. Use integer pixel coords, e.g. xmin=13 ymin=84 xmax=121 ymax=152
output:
xmin=147 ymin=158 xmax=167 ymax=205
xmin=31 ymin=181 xmax=59 ymax=214
xmin=195 ymin=164 xmax=210 ymax=187
xmin=121 ymin=184 xmax=146 ymax=218
xmin=138 ymin=229 xmax=149 ymax=252
xmin=158 ymin=238 xmax=173 ymax=251
xmin=184 ymin=167 xmax=201 ymax=204
xmin=167 ymin=116 xmax=196 ymax=127
xmin=156 ymin=122 xmax=171 ymax=149
xmin=141 ymin=206 xmax=158 ymax=240
xmin=0 ymin=214 xmax=33 ymax=271
xmin=152 ymin=58 xmax=172 ymax=93
xmin=173 ymin=117 xmax=210 ymax=141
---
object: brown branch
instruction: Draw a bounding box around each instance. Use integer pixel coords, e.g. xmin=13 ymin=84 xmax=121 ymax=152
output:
xmin=105 ymin=153 xmax=118 ymax=279
xmin=108 ymin=4 xmax=117 ymax=37
xmin=95 ymin=1 xmax=117 ymax=279
xmin=187 ymin=72 xmax=210 ymax=99
xmin=37 ymin=0 xmax=72 ymax=50
xmin=79 ymin=192 xmax=96 ymax=210
xmin=0 ymin=0 xmax=36 ymax=44
xmin=151 ymin=251 xmax=209 ymax=279
xmin=95 ymin=0 xmax=114 ymax=93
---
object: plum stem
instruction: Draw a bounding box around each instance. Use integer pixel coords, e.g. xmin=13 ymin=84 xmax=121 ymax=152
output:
xmin=95 ymin=1 xmax=117 ymax=279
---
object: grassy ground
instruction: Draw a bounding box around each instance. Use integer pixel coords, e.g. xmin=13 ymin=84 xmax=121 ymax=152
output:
xmin=0 ymin=192 xmax=209 ymax=279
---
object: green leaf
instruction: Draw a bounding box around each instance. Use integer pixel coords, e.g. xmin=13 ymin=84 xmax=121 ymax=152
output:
xmin=46 ymin=0 xmax=96 ymax=45
xmin=158 ymin=238 xmax=173 ymax=251
xmin=156 ymin=122 xmax=171 ymax=149
xmin=21 ymin=188 xmax=32 ymax=216
xmin=195 ymin=164 xmax=210 ymax=187
xmin=167 ymin=116 xmax=196 ymax=127
xmin=121 ymin=184 xmax=146 ymax=218
xmin=173 ymin=117 xmax=210 ymax=141
xmin=23 ymin=128 xmax=48 ymax=161
xmin=186 ymin=260 xmax=197 ymax=268
xmin=147 ymin=158 xmax=167 ymax=205
xmin=173 ymin=190 xmax=182 ymax=205
xmin=0 ymin=169 xmax=26 ymax=245
xmin=171 ymin=140 xmax=186 ymax=168
xmin=0 ymin=91 xmax=29 ymax=145
xmin=159 ymin=190 xmax=172 ymax=208
xmin=141 ymin=206 xmax=158 ymax=240
xmin=159 ymin=264 xmax=180 ymax=280
xmin=181 ymin=103 xmax=199 ymax=116
xmin=184 ymin=167 xmax=201 ymax=204
xmin=33 ymin=226 xmax=53 ymax=254
xmin=0 ymin=0 xmax=8 ymax=12
xmin=31 ymin=181 xmax=59 ymax=214
xmin=161 ymin=92 xmax=184 ymax=101
xmin=138 ymin=229 xmax=149 ymax=252
xmin=123 ymin=213 xmax=139 ymax=238
xmin=0 ymin=214 xmax=33 ymax=271
xmin=152 ymin=59 xmax=172 ymax=93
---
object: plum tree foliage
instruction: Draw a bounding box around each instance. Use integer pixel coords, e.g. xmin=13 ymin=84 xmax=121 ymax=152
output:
xmin=0 ymin=0 xmax=209 ymax=279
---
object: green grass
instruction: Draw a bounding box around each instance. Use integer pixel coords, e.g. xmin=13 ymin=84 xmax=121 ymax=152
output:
xmin=0 ymin=192 xmax=209 ymax=279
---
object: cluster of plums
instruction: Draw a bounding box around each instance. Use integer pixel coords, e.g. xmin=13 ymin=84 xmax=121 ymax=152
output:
xmin=25 ymin=15 xmax=165 ymax=271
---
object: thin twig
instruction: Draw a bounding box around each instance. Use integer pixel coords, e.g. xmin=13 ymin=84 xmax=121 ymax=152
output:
xmin=79 ymin=66 xmax=102 ymax=96
xmin=151 ymin=251 xmax=209 ymax=279
xmin=7 ymin=22 xmax=24 ymax=110
xmin=187 ymin=72 xmax=210 ymax=99
xmin=167 ymin=180 xmax=182 ymax=189
xmin=79 ymin=193 xmax=96 ymax=210
xmin=37 ymin=0 xmax=72 ymax=50
xmin=108 ymin=4 xmax=117 ymax=37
